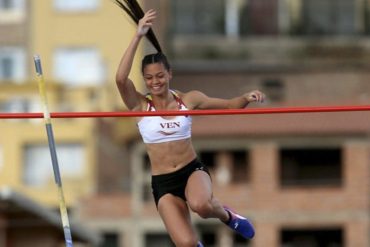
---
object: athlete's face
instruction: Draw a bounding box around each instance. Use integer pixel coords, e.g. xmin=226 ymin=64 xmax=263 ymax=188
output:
xmin=143 ymin=62 xmax=172 ymax=96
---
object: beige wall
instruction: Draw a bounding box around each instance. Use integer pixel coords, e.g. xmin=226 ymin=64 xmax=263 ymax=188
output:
xmin=0 ymin=1 xmax=146 ymax=206
xmin=0 ymin=84 xmax=97 ymax=205
xmin=30 ymin=0 xmax=144 ymax=110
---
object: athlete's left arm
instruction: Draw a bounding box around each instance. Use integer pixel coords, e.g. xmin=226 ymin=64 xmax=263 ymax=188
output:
xmin=182 ymin=90 xmax=265 ymax=110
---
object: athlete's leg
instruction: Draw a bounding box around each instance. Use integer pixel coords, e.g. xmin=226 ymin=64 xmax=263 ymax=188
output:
xmin=185 ymin=171 xmax=228 ymax=220
xmin=186 ymin=171 xmax=255 ymax=239
xmin=157 ymin=194 xmax=199 ymax=247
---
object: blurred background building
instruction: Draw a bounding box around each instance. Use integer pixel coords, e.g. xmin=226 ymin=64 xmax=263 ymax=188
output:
xmin=0 ymin=0 xmax=370 ymax=247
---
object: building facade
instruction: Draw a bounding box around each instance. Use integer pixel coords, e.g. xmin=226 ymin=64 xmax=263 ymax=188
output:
xmin=80 ymin=0 xmax=370 ymax=247
xmin=0 ymin=0 xmax=142 ymax=245
xmin=1 ymin=0 xmax=370 ymax=247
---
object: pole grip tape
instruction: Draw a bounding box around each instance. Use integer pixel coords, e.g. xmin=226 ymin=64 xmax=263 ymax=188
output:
xmin=33 ymin=55 xmax=43 ymax=76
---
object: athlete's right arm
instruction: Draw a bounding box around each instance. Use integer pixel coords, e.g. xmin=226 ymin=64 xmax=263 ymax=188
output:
xmin=116 ymin=34 xmax=143 ymax=111
xmin=115 ymin=9 xmax=157 ymax=111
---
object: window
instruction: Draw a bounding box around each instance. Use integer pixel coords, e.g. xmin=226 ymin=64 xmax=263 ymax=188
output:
xmin=171 ymin=0 xmax=278 ymax=37
xmin=241 ymin=0 xmax=278 ymax=35
xmin=199 ymin=150 xmax=250 ymax=184
xmin=145 ymin=233 xmax=174 ymax=247
xmin=142 ymin=154 xmax=152 ymax=202
xmin=53 ymin=48 xmax=105 ymax=86
xmin=99 ymin=232 xmax=120 ymax=247
xmin=0 ymin=0 xmax=24 ymax=10
xmin=280 ymin=148 xmax=342 ymax=187
xmin=0 ymin=96 xmax=40 ymax=113
xmin=232 ymin=150 xmax=249 ymax=183
xmin=199 ymin=151 xmax=216 ymax=170
xmin=0 ymin=0 xmax=25 ymax=23
xmin=201 ymin=232 xmax=216 ymax=247
xmin=172 ymin=0 xmax=225 ymax=35
xmin=281 ymin=228 xmax=343 ymax=247
xmin=1 ymin=57 xmax=12 ymax=78
xmin=23 ymin=144 xmax=85 ymax=187
xmin=233 ymin=233 xmax=251 ymax=247
xmin=296 ymin=0 xmax=356 ymax=35
xmin=0 ymin=0 xmax=12 ymax=9
xmin=197 ymin=223 xmax=251 ymax=247
xmin=0 ymin=96 xmax=41 ymax=123
xmin=54 ymin=0 xmax=99 ymax=12
xmin=262 ymin=79 xmax=285 ymax=103
xmin=0 ymin=47 xmax=26 ymax=82
xmin=172 ymin=0 xmax=362 ymax=37
xmin=198 ymin=224 xmax=217 ymax=247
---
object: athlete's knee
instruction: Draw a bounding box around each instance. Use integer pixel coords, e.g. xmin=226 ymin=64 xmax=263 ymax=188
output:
xmin=188 ymin=198 xmax=213 ymax=219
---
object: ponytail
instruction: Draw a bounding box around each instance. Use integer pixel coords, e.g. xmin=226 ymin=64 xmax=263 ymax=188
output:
xmin=114 ymin=0 xmax=163 ymax=53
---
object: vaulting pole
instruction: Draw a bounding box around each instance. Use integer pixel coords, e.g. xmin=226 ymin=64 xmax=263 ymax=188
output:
xmin=33 ymin=55 xmax=73 ymax=247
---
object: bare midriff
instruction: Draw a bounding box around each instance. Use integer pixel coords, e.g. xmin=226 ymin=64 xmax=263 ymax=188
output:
xmin=145 ymin=138 xmax=197 ymax=175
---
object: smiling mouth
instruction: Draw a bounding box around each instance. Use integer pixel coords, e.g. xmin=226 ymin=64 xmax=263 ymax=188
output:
xmin=151 ymin=85 xmax=162 ymax=91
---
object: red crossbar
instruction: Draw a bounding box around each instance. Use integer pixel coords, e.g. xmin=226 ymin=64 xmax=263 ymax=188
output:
xmin=0 ymin=105 xmax=370 ymax=119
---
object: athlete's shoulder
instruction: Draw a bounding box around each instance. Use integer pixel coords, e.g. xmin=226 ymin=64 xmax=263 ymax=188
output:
xmin=178 ymin=90 xmax=207 ymax=110
xmin=131 ymin=93 xmax=152 ymax=112
xmin=179 ymin=90 xmax=204 ymax=97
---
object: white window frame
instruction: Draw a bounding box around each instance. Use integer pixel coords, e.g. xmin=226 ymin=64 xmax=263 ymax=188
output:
xmin=0 ymin=46 xmax=26 ymax=82
xmin=53 ymin=47 xmax=105 ymax=86
xmin=54 ymin=0 xmax=100 ymax=12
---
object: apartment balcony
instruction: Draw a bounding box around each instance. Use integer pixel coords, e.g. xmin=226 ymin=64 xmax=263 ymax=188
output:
xmin=170 ymin=36 xmax=370 ymax=69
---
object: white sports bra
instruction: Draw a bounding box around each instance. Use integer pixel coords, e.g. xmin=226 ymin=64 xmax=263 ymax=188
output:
xmin=137 ymin=90 xmax=192 ymax=144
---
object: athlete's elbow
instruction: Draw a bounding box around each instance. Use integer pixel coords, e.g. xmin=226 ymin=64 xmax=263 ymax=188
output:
xmin=115 ymin=76 xmax=128 ymax=87
xmin=115 ymin=70 xmax=130 ymax=84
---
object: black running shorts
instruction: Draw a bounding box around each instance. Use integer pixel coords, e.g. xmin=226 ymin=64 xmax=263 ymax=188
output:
xmin=151 ymin=158 xmax=210 ymax=206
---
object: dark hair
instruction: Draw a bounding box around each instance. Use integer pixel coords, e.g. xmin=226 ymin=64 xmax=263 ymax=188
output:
xmin=141 ymin=53 xmax=171 ymax=73
xmin=114 ymin=0 xmax=162 ymax=53
xmin=114 ymin=1 xmax=171 ymax=73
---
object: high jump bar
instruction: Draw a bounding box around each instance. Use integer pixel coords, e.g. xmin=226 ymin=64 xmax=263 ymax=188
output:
xmin=0 ymin=105 xmax=370 ymax=119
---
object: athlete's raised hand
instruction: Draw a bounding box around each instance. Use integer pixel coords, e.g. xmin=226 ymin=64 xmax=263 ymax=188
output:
xmin=137 ymin=9 xmax=156 ymax=37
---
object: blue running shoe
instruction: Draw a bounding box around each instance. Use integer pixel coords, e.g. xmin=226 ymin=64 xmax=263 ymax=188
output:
xmin=223 ymin=206 xmax=255 ymax=239
xmin=197 ymin=241 xmax=204 ymax=247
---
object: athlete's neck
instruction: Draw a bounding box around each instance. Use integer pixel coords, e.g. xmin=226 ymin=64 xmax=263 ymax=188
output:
xmin=150 ymin=91 xmax=176 ymax=110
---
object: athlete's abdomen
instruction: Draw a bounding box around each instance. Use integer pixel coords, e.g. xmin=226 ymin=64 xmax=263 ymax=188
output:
xmin=145 ymin=138 xmax=197 ymax=175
